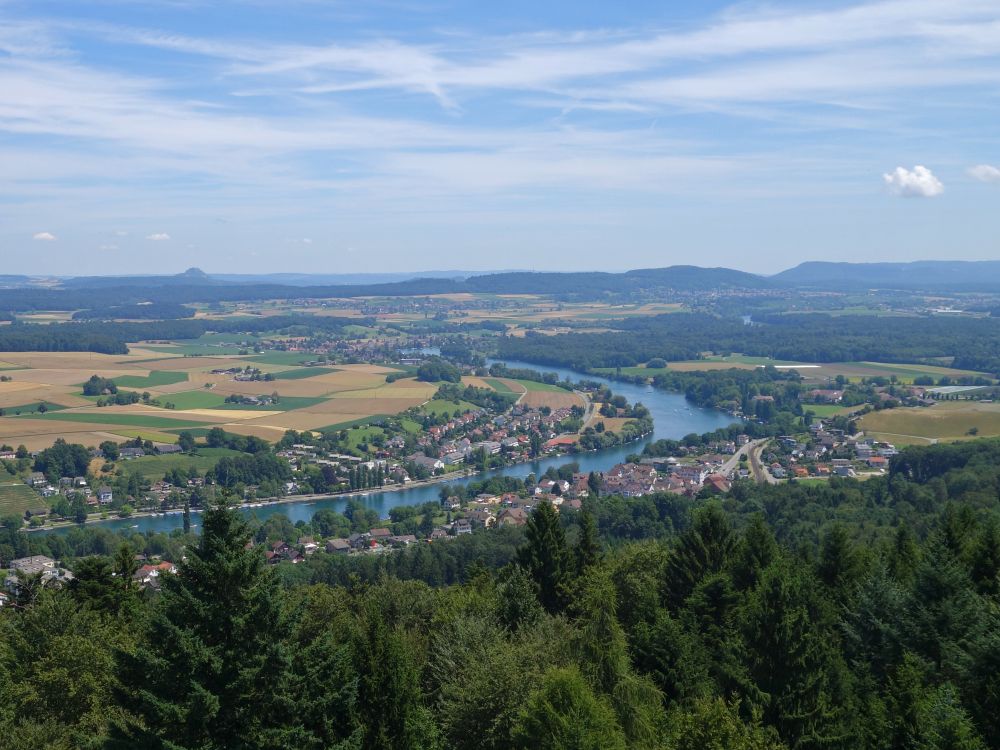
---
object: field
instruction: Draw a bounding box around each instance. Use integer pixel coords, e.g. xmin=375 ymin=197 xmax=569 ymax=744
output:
xmin=113 ymin=371 xmax=190 ymax=388
xmin=806 ymin=404 xmax=862 ymax=418
xmin=421 ymin=399 xmax=479 ymax=417
xmin=860 ymin=401 xmax=1000 ymax=445
xmin=0 ymin=349 xmax=429 ymax=450
xmin=0 ymin=480 xmax=42 ymax=516
xmin=119 ymin=447 xmax=244 ymax=479
xmin=521 ymin=389 xmax=586 ymax=410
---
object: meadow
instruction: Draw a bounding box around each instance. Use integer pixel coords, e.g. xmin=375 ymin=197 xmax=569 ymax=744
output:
xmin=860 ymin=401 xmax=1000 ymax=444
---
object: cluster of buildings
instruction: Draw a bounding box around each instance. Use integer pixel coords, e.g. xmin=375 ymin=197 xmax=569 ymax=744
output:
xmin=765 ymin=422 xmax=897 ymax=479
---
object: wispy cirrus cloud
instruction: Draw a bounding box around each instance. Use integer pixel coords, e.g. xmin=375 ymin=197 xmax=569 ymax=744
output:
xmin=968 ymin=164 xmax=1000 ymax=182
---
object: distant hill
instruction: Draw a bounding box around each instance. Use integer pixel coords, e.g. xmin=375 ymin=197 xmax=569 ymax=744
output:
xmin=61 ymin=267 xmax=223 ymax=289
xmin=208 ymin=270 xmax=494 ymax=286
xmin=773 ymin=261 xmax=1000 ymax=290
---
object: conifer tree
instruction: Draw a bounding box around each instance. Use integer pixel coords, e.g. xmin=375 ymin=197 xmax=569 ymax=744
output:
xmin=740 ymin=563 xmax=851 ymax=749
xmin=574 ymin=511 xmax=602 ymax=575
xmin=663 ymin=504 xmax=736 ymax=611
xmin=106 ymin=502 xmax=298 ymax=749
xmin=516 ymin=501 xmax=572 ymax=614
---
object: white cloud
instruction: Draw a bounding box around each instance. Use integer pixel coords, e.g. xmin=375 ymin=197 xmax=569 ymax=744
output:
xmin=301 ymin=237 xmax=313 ymax=244
xmin=968 ymin=164 xmax=1000 ymax=182
xmin=100 ymin=244 xmax=118 ymax=251
xmin=883 ymin=165 xmax=944 ymax=198
xmin=32 ymin=231 xmax=56 ymax=240
xmin=146 ymin=232 xmax=171 ymax=240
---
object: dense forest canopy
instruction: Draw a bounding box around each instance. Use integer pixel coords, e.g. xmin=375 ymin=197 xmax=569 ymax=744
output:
xmin=498 ymin=312 xmax=1000 ymax=374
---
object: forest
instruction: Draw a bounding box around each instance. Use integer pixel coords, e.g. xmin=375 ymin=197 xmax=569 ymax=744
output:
xmin=498 ymin=312 xmax=1000 ymax=374
xmin=4 ymin=438 xmax=1000 ymax=748
xmin=0 ymin=315 xmax=369 ymax=354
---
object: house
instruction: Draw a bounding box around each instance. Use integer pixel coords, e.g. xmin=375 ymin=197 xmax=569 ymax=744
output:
xmin=299 ymin=536 xmax=319 ymax=555
xmin=466 ymin=509 xmax=495 ymax=528
xmin=27 ymin=472 xmax=46 ymax=488
xmin=326 ymin=539 xmax=351 ymax=554
xmin=370 ymin=528 xmax=392 ymax=542
xmin=408 ymin=453 xmax=445 ymax=472
xmin=454 ymin=519 xmax=472 ymax=535
xmin=97 ymin=486 xmax=113 ymax=505
xmin=497 ymin=507 xmax=529 ymax=527
xmin=390 ymin=534 xmax=418 ymax=546
xmin=703 ymin=474 xmax=731 ymax=494
xmin=120 ymin=447 xmax=145 ymax=459
xmin=6 ymin=555 xmax=73 ymax=594
xmin=133 ymin=561 xmax=177 ymax=587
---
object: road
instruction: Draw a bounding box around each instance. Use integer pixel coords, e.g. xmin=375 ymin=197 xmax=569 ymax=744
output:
xmin=718 ymin=439 xmax=766 ymax=478
xmin=748 ymin=441 xmax=780 ymax=484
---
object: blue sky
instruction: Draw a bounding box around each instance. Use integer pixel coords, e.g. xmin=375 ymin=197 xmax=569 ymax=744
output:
xmin=3 ymin=0 xmax=1000 ymax=276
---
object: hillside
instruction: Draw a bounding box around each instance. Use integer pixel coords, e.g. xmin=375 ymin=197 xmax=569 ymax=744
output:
xmin=773 ymin=260 xmax=1000 ymax=290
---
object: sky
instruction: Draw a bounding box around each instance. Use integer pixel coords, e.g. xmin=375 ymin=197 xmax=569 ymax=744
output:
xmin=2 ymin=0 xmax=1000 ymax=276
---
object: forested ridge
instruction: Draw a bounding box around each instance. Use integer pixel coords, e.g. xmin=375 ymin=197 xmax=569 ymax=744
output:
xmin=4 ymin=438 xmax=1000 ymax=747
xmin=498 ymin=312 xmax=1000 ymax=374
xmin=0 ymin=315 xmax=369 ymax=354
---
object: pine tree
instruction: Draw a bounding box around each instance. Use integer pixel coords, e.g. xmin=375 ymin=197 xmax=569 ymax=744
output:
xmin=732 ymin=514 xmax=779 ymax=591
xmin=816 ymin=524 xmax=862 ymax=603
xmin=968 ymin=516 xmax=1000 ymax=597
xmin=663 ymin=504 xmax=736 ymax=611
xmin=574 ymin=511 xmax=602 ymax=575
xmin=352 ymin=597 xmax=436 ymax=750
xmin=740 ymin=563 xmax=851 ymax=749
xmin=516 ymin=501 xmax=572 ymax=614
xmin=106 ymin=502 xmax=299 ymax=749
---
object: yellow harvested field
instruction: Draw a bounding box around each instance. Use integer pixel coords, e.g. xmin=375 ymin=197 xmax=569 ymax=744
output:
xmin=217 ymin=423 xmax=291 ymax=440
xmin=6 ymin=367 xmax=144 ymax=385
xmin=462 ymin=376 xmax=493 ymax=389
xmin=308 ymin=370 xmax=387 ymax=388
xmin=521 ymin=390 xmax=586 ymax=410
xmin=329 ymin=383 xmax=436 ymax=400
xmin=585 ymin=416 xmax=634 ymax=432
xmin=299 ymin=397 xmax=427 ymax=415
xmin=144 ymin=378 xmax=197 ymax=395
xmin=334 ymin=364 xmax=402 ymax=375
xmin=133 ymin=356 xmax=241 ymax=371
xmin=231 ymin=412 xmax=337 ymax=430
xmin=0 ymin=383 xmax=91 ymax=409
xmin=180 ymin=408 xmax=282 ymax=420
xmin=0 ymin=352 xmax=135 ymax=369
xmin=120 ymin=347 xmax=183 ymax=360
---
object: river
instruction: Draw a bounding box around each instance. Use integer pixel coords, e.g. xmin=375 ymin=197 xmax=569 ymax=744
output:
xmin=46 ymin=360 xmax=740 ymax=535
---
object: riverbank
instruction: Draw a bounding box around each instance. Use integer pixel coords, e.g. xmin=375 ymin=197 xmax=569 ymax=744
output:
xmin=32 ymin=361 xmax=740 ymax=535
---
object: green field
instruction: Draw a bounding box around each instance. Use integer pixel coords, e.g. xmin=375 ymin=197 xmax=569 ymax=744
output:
xmin=271 ymin=366 xmax=337 ymax=380
xmin=806 ymin=404 xmax=861 ymax=418
xmin=515 ymin=379 xmax=568 ymax=393
xmin=108 ymin=428 xmax=181 ymax=443
xmin=15 ymin=412 xmax=210 ymax=429
xmin=114 ymin=371 xmax=189 ymax=388
xmin=120 ymin=447 xmax=243 ymax=479
xmin=0 ymin=481 xmax=43 ymax=516
xmin=343 ymin=425 xmax=386 ymax=451
xmin=319 ymin=415 xmax=393 ymax=432
xmin=859 ymin=402 xmax=1000 ymax=445
xmin=0 ymin=401 xmax=67 ymax=415
xmin=159 ymin=390 xmax=228 ymax=410
xmin=421 ymin=399 xmax=479 ymax=417
xmin=483 ymin=378 xmax=518 ymax=393
xmin=214 ymin=396 xmax=327 ymax=411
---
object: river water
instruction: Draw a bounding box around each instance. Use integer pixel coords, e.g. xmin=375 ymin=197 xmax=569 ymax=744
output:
xmin=49 ymin=360 xmax=740 ymax=535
